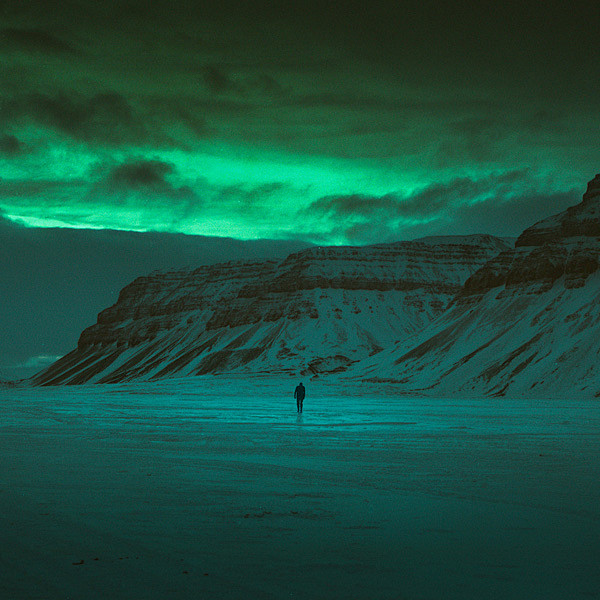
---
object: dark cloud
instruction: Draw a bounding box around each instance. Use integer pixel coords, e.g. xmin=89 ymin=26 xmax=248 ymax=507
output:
xmin=402 ymin=171 xmax=530 ymax=217
xmin=291 ymin=93 xmax=397 ymax=111
xmin=88 ymin=158 xmax=200 ymax=213
xmin=0 ymin=159 xmax=201 ymax=226
xmin=303 ymin=171 xmax=575 ymax=244
xmin=0 ymin=27 xmax=77 ymax=54
xmin=308 ymin=173 xmax=527 ymax=223
xmin=289 ymin=94 xmax=491 ymax=112
xmin=0 ymin=134 xmax=22 ymax=156
xmin=433 ymin=117 xmax=505 ymax=166
xmin=203 ymin=66 xmax=244 ymax=95
xmin=521 ymin=110 xmax=566 ymax=134
xmin=0 ymin=92 xmax=151 ymax=145
xmin=310 ymin=193 xmax=398 ymax=217
xmin=0 ymin=92 xmax=212 ymax=148
xmin=381 ymin=189 xmax=581 ymax=243
xmin=202 ymin=65 xmax=286 ymax=100
xmin=433 ymin=109 xmax=578 ymax=168
xmin=108 ymin=160 xmax=174 ymax=188
xmin=341 ymin=220 xmax=398 ymax=244
xmin=0 ymin=0 xmax=596 ymax=171
xmin=246 ymin=74 xmax=287 ymax=97
xmin=144 ymin=98 xmax=211 ymax=138
xmin=216 ymin=182 xmax=286 ymax=204
xmin=451 ymin=117 xmax=504 ymax=138
xmin=0 ymin=178 xmax=87 ymax=207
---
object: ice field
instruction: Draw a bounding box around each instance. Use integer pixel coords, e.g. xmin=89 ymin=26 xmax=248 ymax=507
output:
xmin=1 ymin=377 xmax=600 ymax=599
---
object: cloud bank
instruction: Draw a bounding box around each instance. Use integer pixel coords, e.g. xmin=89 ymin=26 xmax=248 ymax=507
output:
xmin=0 ymin=0 xmax=597 ymax=244
xmin=303 ymin=172 xmax=580 ymax=243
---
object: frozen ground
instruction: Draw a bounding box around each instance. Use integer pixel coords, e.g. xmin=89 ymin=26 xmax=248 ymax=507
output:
xmin=1 ymin=377 xmax=599 ymax=599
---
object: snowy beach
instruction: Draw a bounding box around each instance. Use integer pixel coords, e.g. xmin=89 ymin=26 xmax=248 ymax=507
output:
xmin=1 ymin=377 xmax=599 ymax=599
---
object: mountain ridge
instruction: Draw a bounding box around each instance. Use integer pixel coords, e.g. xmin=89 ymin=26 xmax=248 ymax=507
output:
xmin=355 ymin=174 xmax=600 ymax=398
xmin=32 ymin=234 xmax=510 ymax=385
xmin=32 ymin=175 xmax=600 ymax=397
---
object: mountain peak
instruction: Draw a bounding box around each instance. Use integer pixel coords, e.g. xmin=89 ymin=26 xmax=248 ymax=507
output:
xmin=583 ymin=173 xmax=600 ymax=203
xmin=359 ymin=173 xmax=600 ymax=398
xmin=516 ymin=174 xmax=600 ymax=247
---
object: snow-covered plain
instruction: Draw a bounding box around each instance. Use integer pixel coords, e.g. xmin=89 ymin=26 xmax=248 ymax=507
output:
xmin=1 ymin=377 xmax=600 ymax=599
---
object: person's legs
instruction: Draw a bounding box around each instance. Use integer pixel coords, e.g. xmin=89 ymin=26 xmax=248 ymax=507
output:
xmin=297 ymin=398 xmax=301 ymax=412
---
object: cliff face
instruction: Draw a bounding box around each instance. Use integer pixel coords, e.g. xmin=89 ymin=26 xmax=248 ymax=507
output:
xmin=32 ymin=235 xmax=509 ymax=385
xmin=360 ymin=175 xmax=600 ymax=397
xmin=458 ymin=174 xmax=600 ymax=298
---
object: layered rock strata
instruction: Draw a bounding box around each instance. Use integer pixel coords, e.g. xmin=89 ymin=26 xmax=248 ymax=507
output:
xmin=33 ymin=235 xmax=509 ymax=385
xmin=360 ymin=175 xmax=600 ymax=397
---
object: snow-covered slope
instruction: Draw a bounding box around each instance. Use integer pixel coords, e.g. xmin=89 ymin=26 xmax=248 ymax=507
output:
xmin=32 ymin=235 xmax=509 ymax=385
xmin=358 ymin=175 xmax=600 ymax=397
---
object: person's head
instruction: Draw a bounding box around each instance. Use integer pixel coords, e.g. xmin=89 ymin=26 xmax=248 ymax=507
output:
xmin=299 ymin=382 xmax=303 ymax=386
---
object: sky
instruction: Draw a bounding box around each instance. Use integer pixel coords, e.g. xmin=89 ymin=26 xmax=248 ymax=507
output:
xmin=1 ymin=0 xmax=599 ymax=377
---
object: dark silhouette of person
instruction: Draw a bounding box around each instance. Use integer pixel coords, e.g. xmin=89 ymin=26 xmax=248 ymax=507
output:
xmin=294 ymin=382 xmax=305 ymax=412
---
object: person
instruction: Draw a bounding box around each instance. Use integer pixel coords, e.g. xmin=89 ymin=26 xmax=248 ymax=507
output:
xmin=294 ymin=382 xmax=305 ymax=413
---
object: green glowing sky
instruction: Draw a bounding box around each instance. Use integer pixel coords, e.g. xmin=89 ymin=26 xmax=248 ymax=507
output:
xmin=2 ymin=0 xmax=598 ymax=244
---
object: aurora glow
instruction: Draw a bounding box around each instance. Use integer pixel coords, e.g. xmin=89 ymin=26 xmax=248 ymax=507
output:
xmin=1 ymin=0 xmax=598 ymax=244
xmin=1 ymin=0 xmax=599 ymax=377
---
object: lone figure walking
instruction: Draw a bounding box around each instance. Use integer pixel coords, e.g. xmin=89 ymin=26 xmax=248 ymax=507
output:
xmin=294 ymin=382 xmax=305 ymax=413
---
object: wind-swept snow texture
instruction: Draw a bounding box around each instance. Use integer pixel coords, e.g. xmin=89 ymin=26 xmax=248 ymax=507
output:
xmin=2 ymin=379 xmax=600 ymax=599
xmin=359 ymin=174 xmax=600 ymax=398
xmin=32 ymin=235 xmax=509 ymax=385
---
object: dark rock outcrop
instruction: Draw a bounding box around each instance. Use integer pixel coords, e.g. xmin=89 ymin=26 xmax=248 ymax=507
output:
xmin=460 ymin=175 xmax=600 ymax=299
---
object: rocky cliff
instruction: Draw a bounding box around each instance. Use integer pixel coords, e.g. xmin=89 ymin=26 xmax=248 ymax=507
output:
xmin=32 ymin=235 xmax=510 ymax=385
xmin=359 ymin=175 xmax=600 ymax=397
